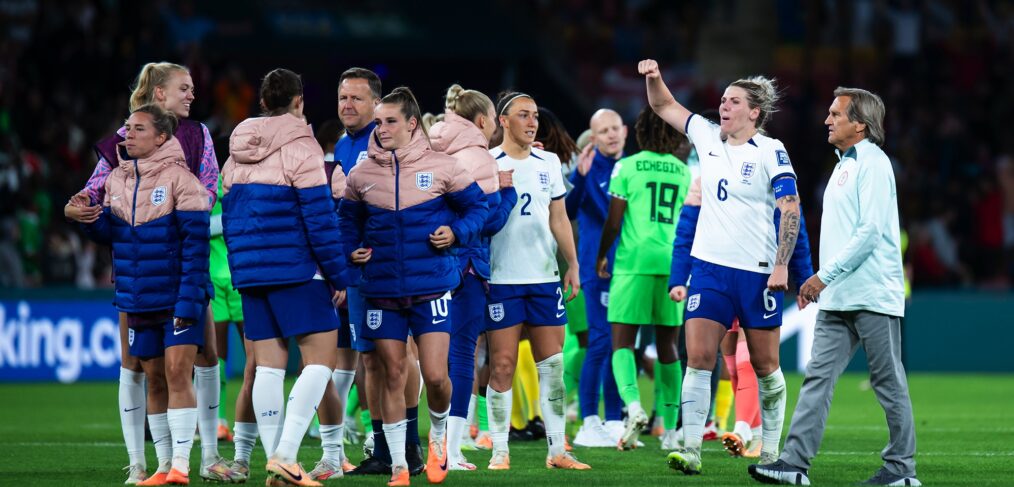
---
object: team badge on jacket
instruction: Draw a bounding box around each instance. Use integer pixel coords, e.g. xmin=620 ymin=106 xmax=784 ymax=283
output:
xmin=416 ymin=172 xmax=434 ymax=191
xmin=366 ymin=310 xmax=383 ymax=330
xmin=687 ymin=294 xmax=701 ymax=312
xmin=488 ymin=303 xmax=504 ymax=322
xmin=151 ymin=186 xmax=167 ymax=206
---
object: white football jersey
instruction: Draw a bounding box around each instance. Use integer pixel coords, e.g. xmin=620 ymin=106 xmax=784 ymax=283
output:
xmin=489 ymin=146 xmax=567 ymax=284
xmin=686 ymin=114 xmax=796 ymax=274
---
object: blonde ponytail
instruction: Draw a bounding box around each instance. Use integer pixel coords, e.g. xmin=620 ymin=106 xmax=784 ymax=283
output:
xmin=129 ymin=62 xmax=188 ymax=111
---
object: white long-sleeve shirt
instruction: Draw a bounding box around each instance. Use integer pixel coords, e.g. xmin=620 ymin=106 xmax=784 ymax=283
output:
xmin=817 ymin=139 xmax=905 ymax=317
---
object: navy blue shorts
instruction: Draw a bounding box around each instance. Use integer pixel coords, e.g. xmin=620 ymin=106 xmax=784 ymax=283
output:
xmin=685 ymin=260 xmax=783 ymax=329
xmin=362 ymin=292 xmax=452 ymax=342
xmin=486 ymin=282 xmax=568 ymax=331
xmin=241 ymin=280 xmax=340 ymax=341
xmin=129 ymin=311 xmax=206 ymax=359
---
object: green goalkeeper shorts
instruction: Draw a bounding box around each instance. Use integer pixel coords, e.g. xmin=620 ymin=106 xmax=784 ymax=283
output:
xmin=607 ymin=274 xmax=683 ymax=326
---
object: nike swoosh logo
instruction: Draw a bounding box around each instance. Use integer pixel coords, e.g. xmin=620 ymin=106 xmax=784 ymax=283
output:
xmin=440 ymin=455 xmax=448 ymax=471
xmin=555 ymin=311 xmax=565 ymax=318
xmin=278 ymin=465 xmax=303 ymax=481
xmin=708 ymin=151 xmax=718 ymax=157
xmin=548 ymin=396 xmax=564 ymax=402
xmin=681 ymin=400 xmax=695 ymax=406
xmin=209 ymin=404 xmax=218 ymax=410
xmin=362 ymin=183 xmax=377 ymax=192
xmin=176 ymin=440 xmax=190 ymax=444
xmin=123 ymin=406 xmax=140 ymax=412
xmin=112 ymin=195 xmax=121 ymax=200
xmin=763 ymin=312 xmax=778 ymax=319
xmin=173 ymin=327 xmax=189 ymax=336
xmin=599 ymin=181 xmax=608 ymax=188
xmin=432 ymin=319 xmax=447 ymax=325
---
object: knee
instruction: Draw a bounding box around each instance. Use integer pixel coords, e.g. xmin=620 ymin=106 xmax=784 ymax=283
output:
xmin=490 ymin=355 xmax=515 ymax=382
xmin=164 ymin=363 xmax=191 ymax=389
xmin=146 ymin=370 xmax=168 ymax=396
xmin=421 ymin=368 xmax=447 ymax=388
xmin=687 ymin=350 xmax=716 ymax=371
xmin=363 ymin=354 xmax=383 ymax=374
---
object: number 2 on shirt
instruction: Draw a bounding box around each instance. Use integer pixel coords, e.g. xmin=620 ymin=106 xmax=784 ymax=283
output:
xmin=520 ymin=193 xmax=532 ymax=215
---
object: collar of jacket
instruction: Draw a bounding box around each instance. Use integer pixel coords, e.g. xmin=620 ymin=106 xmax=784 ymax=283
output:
xmin=116 ymin=137 xmax=188 ymax=177
xmin=367 ymin=128 xmax=431 ymax=173
xmin=593 ymin=147 xmax=621 ymax=170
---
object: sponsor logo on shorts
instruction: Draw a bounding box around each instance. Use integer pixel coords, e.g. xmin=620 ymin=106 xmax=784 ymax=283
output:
xmin=366 ymin=310 xmax=383 ymax=330
xmin=150 ymin=186 xmax=167 ymax=206
xmin=415 ymin=172 xmax=434 ymax=191
xmin=600 ymin=291 xmax=609 ymax=307
xmin=488 ymin=303 xmax=504 ymax=322
xmin=687 ymin=294 xmax=701 ymax=312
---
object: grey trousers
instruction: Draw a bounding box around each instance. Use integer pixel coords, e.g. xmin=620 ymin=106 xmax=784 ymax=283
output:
xmin=780 ymin=310 xmax=917 ymax=476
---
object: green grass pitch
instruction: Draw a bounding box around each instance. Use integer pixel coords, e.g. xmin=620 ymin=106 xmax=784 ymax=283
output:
xmin=1 ymin=373 xmax=1012 ymax=486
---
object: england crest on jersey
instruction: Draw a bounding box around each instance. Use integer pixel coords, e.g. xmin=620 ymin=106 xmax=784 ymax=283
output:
xmin=151 ymin=186 xmax=167 ymax=206
xmin=366 ymin=310 xmax=383 ymax=330
xmin=740 ymin=162 xmax=756 ymax=183
xmin=538 ymin=171 xmax=551 ymax=190
xmin=488 ymin=303 xmax=505 ymax=322
xmin=687 ymin=294 xmax=701 ymax=312
xmin=416 ymin=172 xmax=434 ymax=191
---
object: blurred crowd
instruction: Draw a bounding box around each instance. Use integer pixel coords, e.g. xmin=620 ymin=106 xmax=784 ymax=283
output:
xmin=1 ymin=0 xmax=1011 ymax=290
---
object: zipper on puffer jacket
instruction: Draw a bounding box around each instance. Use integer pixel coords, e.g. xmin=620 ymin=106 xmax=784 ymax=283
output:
xmin=131 ymin=160 xmax=140 ymax=227
xmin=394 ymin=152 xmax=404 ymax=296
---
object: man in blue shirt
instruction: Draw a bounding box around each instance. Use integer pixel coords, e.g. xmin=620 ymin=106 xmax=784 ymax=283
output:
xmin=749 ymin=88 xmax=919 ymax=487
xmin=566 ymin=108 xmax=627 ymax=447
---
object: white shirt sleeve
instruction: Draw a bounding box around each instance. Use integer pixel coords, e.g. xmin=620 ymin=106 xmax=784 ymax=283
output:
xmin=764 ymin=139 xmax=797 ymax=185
xmin=685 ymin=114 xmax=718 ymax=150
xmin=550 ymin=155 xmax=567 ymax=199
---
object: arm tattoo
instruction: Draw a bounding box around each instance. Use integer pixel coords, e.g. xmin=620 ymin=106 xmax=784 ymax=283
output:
xmin=776 ymin=195 xmax=800 ymax=266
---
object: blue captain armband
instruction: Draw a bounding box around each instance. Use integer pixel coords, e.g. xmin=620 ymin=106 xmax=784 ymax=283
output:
xmin=772 ymin=175 xmax=797 ymax=199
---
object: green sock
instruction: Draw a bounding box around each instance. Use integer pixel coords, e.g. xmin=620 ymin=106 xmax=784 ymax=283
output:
xmin=611 ymin=348 xmax=641 ymax=406
xmin=658 ymin=360 xmax=682 ymax=430
xmin=218 ymin=358 xmax=227 ymax=421
xmin=345 ymin=385 xmax=359 ymax=418
xmin=477 ymin=395 xmax=489 ymax=431
xmin=360 ymin=409 xmax=373 ymax=433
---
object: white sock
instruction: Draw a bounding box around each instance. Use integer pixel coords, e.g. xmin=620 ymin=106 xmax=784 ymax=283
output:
xmin=447 ymin=416 xmax=467 ymax=459
xmin=274 ymin=364 xmax=332 ymax=463
xmin=194 ymin=365 xmax=220 ymax=464
xmin=233 ymin=422 xmax=258 ymax=463
xmin=167 ymin=408 xmax=198 ymax=473
xmin=383 ymin=420 xmax=408 ymax=468
xmin=751 ymin=425 xmax=762 ymax=442
xmin=319 ymin=424 xmax=343 ymax=464
xmin=332 ymin=369 xmax=355 ymax=413
xmin=252 ymin=366 xmax=286 ymax=457
xmin=148 ymin=413 xmax=172 ymax=468
xmin=628 ymin=400 xmax=644 ymax=419
xmin=681 ymin=367 xmax=712 ymax=451
xmin=734 ymin=420 xmax=753 ymax=443
xmin=429 ymin=405 xmax=450 ymax=444
xmin=466 ymin=394 xmax=477 ymax=429
xmin=119 ymin=367 xmax=146 ymax=468
xmin=486 ymin=385 xmax=512 ymax=453
xmin=536 ymin=353 xmax=566 ymax=456
xmin=757 ymin=368 xmax=787 ymax=457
